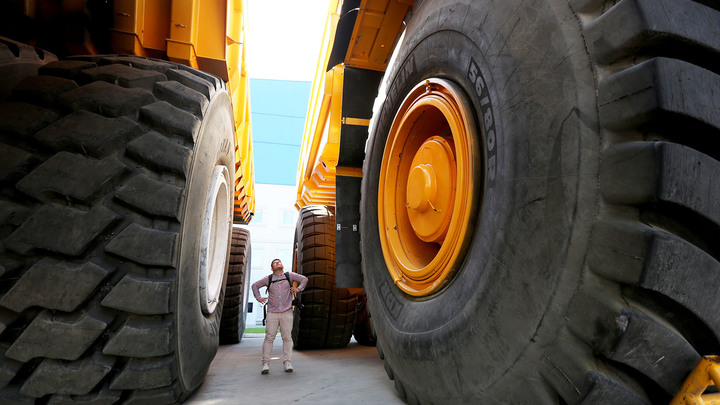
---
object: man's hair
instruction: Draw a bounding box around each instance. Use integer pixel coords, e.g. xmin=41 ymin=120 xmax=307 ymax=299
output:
xmin=270 ymin=258 xmax=281 ymax=268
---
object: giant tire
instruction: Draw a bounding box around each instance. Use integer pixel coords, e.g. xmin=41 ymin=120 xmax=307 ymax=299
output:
xmin=0 ymin=53 xmax=235 ymax=402
xmin=291 ymin=206 xmax=357 ymax=349
xmin=360 ymin=0 xmax=720 ymax=403
xmin=220 ymin=227 xmax=251 ymax=344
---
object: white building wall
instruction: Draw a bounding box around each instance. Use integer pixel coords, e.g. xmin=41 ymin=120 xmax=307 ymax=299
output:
xmin=237 ymin=183 xmax=299 ymax=326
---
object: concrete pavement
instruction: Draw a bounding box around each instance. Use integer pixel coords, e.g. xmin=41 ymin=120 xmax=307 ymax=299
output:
xmin=187 ymin=334 xmax=405 ymax=404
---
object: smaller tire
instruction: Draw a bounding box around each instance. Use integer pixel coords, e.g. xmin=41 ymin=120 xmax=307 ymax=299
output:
xmin=291 ymin=206 xmax=357 ymax=349
xmin=353 ymin=293 xmax=376 ymax=346
xmin=220 ymin=227 xmax=251 ymax=344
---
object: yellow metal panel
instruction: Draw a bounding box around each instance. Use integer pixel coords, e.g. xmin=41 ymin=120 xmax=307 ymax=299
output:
xmin=167 ymin=0 xmax=197 ymax=67
xmin=342 ymin=117 xmax=371 ymax=126
xmin=110 ymin=31 xmax=146 ymax=56
xmin=296 ymin=64 xmax=343 ymax=208
xmin=346 ymin=0 xmax=412 ymax=71
xmin=166 ymin=39 xmax=198 ymax=68
xmin=195 ymin=0 xmax=226 ymax=61
xmin=296 ymin=0 xmax=342 ymax=208
xmin=318 ymin=65 xmax=343 ymax=169
xmin=111 ymin=0 xmax=170 ymax=54
xmin=142 ymin=0 xmax=171 ymax=51
xmin=227 ymin=0 xmax=255 ymax=224
xmin=296 ymin=0 xmax=412 ymax=209
xmin=365 ymin=0 xmax=409 ymax=69
xmin=169 ymin=0 xmax=195 ymax=43
xmin=362 ymin=11 xmax=384 ymax=29
xmin=111 ymin=0 xmax=144 ymax=55
xmin=167 ymin=0 xmax=232 ymax=81
xmin=113 ymin=0 xmax=141 ymax=33
xmin=346 ymin=0 xmax=378 ymax=65
xmin=336 ymin=166 xmax=363 ymax=177
xmin=225 ymin=0 xmax=245 ymax=86
xmin=366 ymin=0 xmax=389 ymax=9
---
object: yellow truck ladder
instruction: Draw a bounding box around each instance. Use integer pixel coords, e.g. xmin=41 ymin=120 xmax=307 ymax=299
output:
xmin=673 ymin=357 xmax=720 ymax=405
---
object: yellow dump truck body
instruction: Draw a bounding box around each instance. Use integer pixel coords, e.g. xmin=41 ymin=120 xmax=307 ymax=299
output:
xmin=296 ymin=0 xmax=410 ymax=208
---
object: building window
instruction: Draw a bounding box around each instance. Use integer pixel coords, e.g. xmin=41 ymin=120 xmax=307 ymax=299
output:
xmin=281 ymin=210 xmax=296 ymax=227
xmin=251 ymin=248 xmax=264 ymax=269
xmin=277 ymin=249 xmax=293 ymax=269
xmin=252 ymin=209 xmax=264 ymax=225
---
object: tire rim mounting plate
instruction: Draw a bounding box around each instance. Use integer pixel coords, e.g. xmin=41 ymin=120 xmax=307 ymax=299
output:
xmin=198 ymin=165 xmax=232 ymax=314
xmin=378 ymin=78 xmax=480 ymax=296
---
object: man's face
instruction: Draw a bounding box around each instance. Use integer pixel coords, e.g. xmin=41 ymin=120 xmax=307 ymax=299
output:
xmin=272 ymin=260 xmax=283 ymax=271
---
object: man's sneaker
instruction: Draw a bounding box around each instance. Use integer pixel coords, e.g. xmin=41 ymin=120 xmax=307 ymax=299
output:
xmin=261 ymin=363 xmax=269 ymax=374
xmin=284 ymin=361 xmax=293 ymax=372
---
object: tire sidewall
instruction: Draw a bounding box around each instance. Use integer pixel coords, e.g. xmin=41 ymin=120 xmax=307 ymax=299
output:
xmin=175 ymin=89 xmax=235 ymax=392
xmin=361 ymin=0 xmax=600 ymax=397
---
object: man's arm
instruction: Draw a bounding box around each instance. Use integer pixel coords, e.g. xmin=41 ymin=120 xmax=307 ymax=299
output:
xmin=252 ymin=276 xmax=269 ymax=302
xmin=289 ymin=272 xmax=309 ymax=292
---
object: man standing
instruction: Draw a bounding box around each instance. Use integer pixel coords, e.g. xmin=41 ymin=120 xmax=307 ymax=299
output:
xmin=252 ymin=258 xmax=308 ymax=374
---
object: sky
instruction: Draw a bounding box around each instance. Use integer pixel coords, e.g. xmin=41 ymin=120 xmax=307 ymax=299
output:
xmin=245 ymin=0 xmax=332 ymax=81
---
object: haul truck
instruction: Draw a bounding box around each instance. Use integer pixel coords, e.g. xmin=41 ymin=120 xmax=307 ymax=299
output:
xmin=294 ymin=0 xmax=720 ymax=403
xmin=0 ymin=0 xmax=254 ymax=403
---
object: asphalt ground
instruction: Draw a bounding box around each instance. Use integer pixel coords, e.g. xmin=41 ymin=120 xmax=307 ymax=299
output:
xmin=186 ymin=334 xmax=405 ymax=404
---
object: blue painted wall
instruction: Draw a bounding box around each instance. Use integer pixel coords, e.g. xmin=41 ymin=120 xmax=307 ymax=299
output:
xmin=250 ymin=79 xmax=311 ymax=185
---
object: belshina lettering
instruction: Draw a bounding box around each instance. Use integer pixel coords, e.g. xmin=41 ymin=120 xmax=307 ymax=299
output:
xmin=382 ymin=54 xmax=417 ymax=130
xmin=467 ymin=57 xmax=497 ymax=185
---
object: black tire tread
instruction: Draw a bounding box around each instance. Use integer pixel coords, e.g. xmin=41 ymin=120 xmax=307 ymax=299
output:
xmin=219 ymin=227 xmax=251 ymax=345
xmin=585 ymin=0 xmax=720 ymax=74
xmin=0 ymin=55 xmax=226 ymax=403
xmin=292 ymin=206 xmax=356 ymax=349
xmin=80 ymin=63 xmax=167 ymax=91
xmin=542 ymin=1 xmax=720 ymax=403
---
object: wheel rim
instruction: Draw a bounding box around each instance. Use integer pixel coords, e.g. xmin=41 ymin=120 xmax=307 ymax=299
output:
xmin=198 ymin=165 xmax=232 ymax=314
xmin=378 ymin=78 xmax=480 ymax=296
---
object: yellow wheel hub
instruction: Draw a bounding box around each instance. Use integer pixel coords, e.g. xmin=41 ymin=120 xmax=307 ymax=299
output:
xmin=406 ymin=137 xmax=455 ymax=242
xmin=378 ymin=79 xmax=480 ymax=296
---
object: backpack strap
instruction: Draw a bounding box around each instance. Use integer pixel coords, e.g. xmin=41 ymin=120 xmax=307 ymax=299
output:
xmin=262 ymin=274 xmax=272 ymax=325
xmin=267 ymin=273 xmax=295 ymax=293
xmin=284 ymin=272 xmax=292 ymax=288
